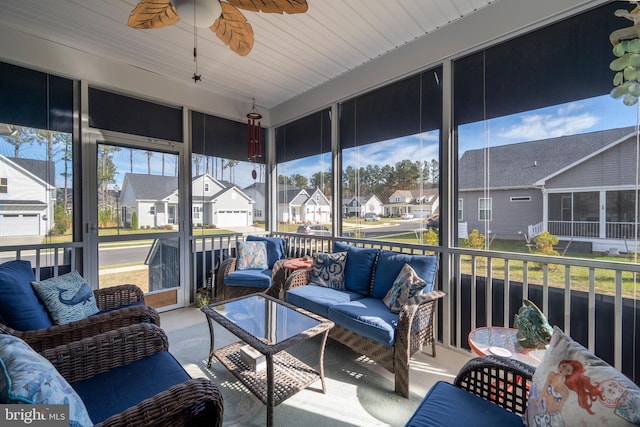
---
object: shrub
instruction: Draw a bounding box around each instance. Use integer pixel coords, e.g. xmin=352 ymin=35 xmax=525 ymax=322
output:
xmin=532 ymin=231 xmax=559 ymax=269
xmin=464 ymin=229 xmax=486 ymax=249
xmin=131 ymin=211 xmax=138 ymax=230
xmin=424 ymin=229 xmax=438 ymax=246
xmin=53 ymin=205 xmax=68 ymax=235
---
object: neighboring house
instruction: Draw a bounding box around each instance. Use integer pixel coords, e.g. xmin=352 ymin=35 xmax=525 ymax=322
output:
xmin=342 ymin=195 xmax=384 ymax=217
xmin=120 ymin=173 xmax=254 ymax=228
xmin=458 ymin=126 xmax=637 ymax=252
xmin=384 ymin=188 xmax=439 ymax=218
xmin=278 ymin=185 xmax=331 ymax=224
xmin=243 ymin=182 xmax=265 ymax=222
xmin=0 ymin=155 xmax=55 ymax=236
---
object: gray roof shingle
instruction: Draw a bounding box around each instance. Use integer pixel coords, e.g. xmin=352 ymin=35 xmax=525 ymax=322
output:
xmin=458 ymin=127 xmax=635 ymax=189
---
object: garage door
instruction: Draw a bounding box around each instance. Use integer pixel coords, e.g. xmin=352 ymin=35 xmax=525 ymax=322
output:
xmin=0 ymin=214 xmax=40 ymax=236
xmin=215 ymin=210 xmax=247 ymax=228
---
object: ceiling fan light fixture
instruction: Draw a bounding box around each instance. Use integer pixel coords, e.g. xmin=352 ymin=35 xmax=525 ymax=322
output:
xmin=174 ymin=0 xmax=221 ymax=28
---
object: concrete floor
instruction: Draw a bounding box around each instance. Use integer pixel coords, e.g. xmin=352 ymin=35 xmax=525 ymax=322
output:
xmin=160 ymin=306 xmax=472 ymax=402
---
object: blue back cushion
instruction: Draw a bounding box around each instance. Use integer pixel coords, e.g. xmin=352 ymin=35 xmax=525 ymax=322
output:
xmin=0 ymin=260 xmax=52 ymax=330
xmin=371 ymin=251 xmax=438 ymax=299
xmin=246 ymin=235 xmax=286 ymax=269
xmin=333 ymin=242 xmax=379 ymax=296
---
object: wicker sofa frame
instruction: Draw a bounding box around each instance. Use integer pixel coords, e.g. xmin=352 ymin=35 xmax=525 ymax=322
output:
xmin=41 ymin=323 xmax=224 ymax=427
xmin=284 ymin=267 xmax=445 ymax=398
xmin=0 ymin=284 xmax=160 ymax=352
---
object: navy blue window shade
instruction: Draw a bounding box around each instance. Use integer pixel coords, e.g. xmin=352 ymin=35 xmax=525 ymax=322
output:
xmin=191 ymin=111 xmax=264 ymax=162
xmin=275 ymin=109 xmax=331 ymax=163
xmin=89 ymin=87 xmax=183 ymax=142
xmin=453 ymin=2 xmax=624 ymax=125
xmin=339 ymin=66 xmax=442 ymax=149
xmin=0 ymin=61 xmax=73 ymax=133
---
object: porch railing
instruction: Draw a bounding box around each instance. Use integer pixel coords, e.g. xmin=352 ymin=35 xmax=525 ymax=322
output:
xmin=261 ymin=232 xmax=640 ymax=385
xmin=548 ymin=220 xmax=640 ymax=240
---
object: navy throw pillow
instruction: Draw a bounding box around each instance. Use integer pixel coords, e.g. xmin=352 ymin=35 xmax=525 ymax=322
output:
xmin=0 ymin=260 xmax=52 ymax=330
xmin=371 ymin=251 xmax=438 ymax=299
xmin=333 ymin=241 xmax=379 ymax=296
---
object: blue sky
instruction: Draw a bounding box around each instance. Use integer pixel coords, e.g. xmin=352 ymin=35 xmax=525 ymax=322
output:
xmin=1 ymin=94 xmax=637 ymax=191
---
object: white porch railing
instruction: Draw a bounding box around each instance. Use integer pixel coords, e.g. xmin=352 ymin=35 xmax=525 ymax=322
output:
xmin=527 ymin=222 xmax=544 ymax=238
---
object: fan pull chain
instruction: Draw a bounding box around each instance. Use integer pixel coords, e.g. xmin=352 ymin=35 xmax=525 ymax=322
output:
xmin=192 ymin=6 xmax=201 ymax=83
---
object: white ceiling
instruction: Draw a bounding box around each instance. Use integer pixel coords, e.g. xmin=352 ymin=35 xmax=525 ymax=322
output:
xmin=0 ymin=0 xmax=495 ymax=110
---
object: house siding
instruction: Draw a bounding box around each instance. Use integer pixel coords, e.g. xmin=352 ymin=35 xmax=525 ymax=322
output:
xmin=459 ymin=189 xmax=542 ymax=239
xmin=546 ymin=138 xmax=637 ymax=189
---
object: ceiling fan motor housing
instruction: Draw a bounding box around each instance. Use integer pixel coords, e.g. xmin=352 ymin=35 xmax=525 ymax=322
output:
xmin=173 ymin=0 xmax=221 ymax=28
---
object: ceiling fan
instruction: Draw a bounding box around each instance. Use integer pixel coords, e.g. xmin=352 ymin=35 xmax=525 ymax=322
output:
xmin=127 ymin=0 xmax=308 ymax=56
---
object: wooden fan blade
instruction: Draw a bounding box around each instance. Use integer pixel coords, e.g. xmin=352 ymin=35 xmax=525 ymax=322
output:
xmin=128 ymin=0 xmax=179 ymax=29
xmin=225 ymin=0 xmax=308 ymax=14
xmin=211 ymin=3 xmax=254 ymax=56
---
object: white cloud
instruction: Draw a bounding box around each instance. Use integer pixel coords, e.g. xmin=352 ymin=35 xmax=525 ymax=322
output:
xmin=497 ymin=112 xmax=599 ymax=141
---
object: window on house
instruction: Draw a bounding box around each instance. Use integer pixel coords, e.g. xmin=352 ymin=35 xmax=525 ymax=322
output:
xmin=0 ymin=178 xmax=7 ymax=193
xmin=193 ymin=206 xmax=201 ymax=220
xmin=478 ymin=198 xmax=492 ymax=221
xmin=458 ymin=198 xmax=463 ymax=221
xmin=149 ymin=206 xmax=155 ymax=215
xmin=204 ymin=183 xmax=209 ymax=191
xmin=254 ymin=209 xmax=262 ymax=217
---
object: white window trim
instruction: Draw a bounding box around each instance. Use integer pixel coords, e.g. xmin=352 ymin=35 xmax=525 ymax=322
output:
xmin=478 ymin=197 xmax=492 ymax=221
xmin=510 ymin=196 xmax=531 ymax=202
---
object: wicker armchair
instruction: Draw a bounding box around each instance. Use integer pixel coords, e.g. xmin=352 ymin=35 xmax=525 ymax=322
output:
xmin=284 ymin=268 xmax=445 ymax=398
xmin=42 ymin=323 xmax=224 ymax=427
xmin=216 ymin=236 xmax=288 ymax=300
xmin=454 ymin=356 xmax=534 ymax=415
xmin=406 ymin=356 xmax=534 ymax=426
xmin=0 ymin=284 xmax=160 ymax=353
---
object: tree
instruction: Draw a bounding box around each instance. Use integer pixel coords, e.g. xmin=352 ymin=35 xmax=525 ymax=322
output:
xmin=97 ymin=145 xmax=119 ymax=208
xmin=227 ymin=159 xmax=239 ymax=181
xmin=193 ymin=154 xmax=202 ymax=176
xmin=290 ymin=173 xmax=308 ymax=189
xmin=430 ymin=159 xmax=439 ymax=186
xmin=464 ymin=229 xmax=486 ymax=250
xmin=145 ymin=151 xmax=153 ymax=174
xmin=57 ymin=132 xmax=72 ymax=211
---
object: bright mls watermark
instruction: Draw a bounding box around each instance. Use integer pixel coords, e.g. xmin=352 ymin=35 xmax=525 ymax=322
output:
xmin=1 ymin=405 xmax=69 ymax=426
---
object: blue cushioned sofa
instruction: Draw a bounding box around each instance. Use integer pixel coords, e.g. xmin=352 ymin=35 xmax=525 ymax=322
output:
xmin=217 ymin=235 xmax=287 ymax=300
xmin=285 ymin=242 xmax=445 ymax=397
xmin=406 ymin=356 xmax=533 ymax=426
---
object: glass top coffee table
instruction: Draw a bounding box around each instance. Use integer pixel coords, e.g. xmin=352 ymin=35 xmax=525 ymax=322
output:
xmin=201 ymin=293 xmax=334 ymax=427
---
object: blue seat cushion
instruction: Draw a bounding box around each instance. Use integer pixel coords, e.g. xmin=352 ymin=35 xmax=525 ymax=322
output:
xmin=224 ymin=269 xmax=272 ymax=289
xmin=72 ymin=351 xmax=191 ymax=425
xmin=405 ymin=381 xmax=525 ymax=426
xmin=328 ymin=298 xmax=397 ymax=346
xmin=0 ymin=260 xmax=52 ymax=330
xmin=286 ymin=284 xmax=364 ymax=318
xmin=371 ymin=251 xmax=438 ymax=299
xmin=333 ymin=242 xmax=378 ymax=296
xmin=246 ymin=235 xmax=286 ymax=269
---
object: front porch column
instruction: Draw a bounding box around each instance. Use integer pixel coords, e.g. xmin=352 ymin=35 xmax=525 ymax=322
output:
xmin=599 ymin=191 xmax=606 ymax=239
xmin=542 ymin=189 xmax=548 ymax=233
xmin=164 ymin=201 xmax=168 ymax=225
